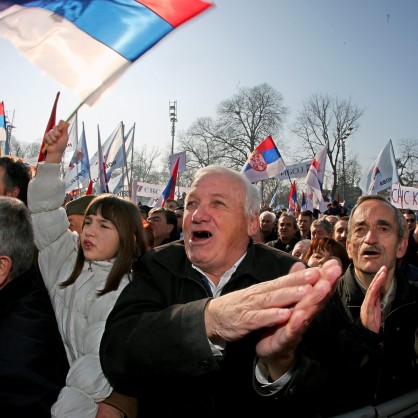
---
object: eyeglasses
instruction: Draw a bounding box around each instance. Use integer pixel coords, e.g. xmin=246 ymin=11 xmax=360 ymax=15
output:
xmin=405 ymin=219 xmax=416 ymax=223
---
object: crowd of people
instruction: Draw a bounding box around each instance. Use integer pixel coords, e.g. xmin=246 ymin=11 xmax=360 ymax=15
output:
xmin=0 ymin=121 xmax=417 ymax=417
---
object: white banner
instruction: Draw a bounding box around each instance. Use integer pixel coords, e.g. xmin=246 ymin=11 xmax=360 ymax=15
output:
xmin=276 ymin=160 xmax=312 ymax=180
xmin=390 ymin=183 xmax=418 ymax=210
xmin=135 ymin=181 xmax=190 ymax=199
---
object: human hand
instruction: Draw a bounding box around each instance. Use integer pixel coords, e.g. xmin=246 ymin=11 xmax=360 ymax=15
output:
xmin=96 ymin=402 xmax=124 ymax=418
xmin=204 ymin=260 xmax=339 ymax=348
xmin=255 ymin=260 xmax=342 ymax=380
xmin=360 ymin=265 xmax=386 ymax=333
xmin=44 ymin=120 xmax=69 ymax=164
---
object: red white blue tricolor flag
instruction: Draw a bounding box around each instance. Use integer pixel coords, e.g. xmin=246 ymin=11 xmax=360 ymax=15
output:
xmin=0 ymin=0 xmax=213 ymax=106
xmin=0 ymin=101 xmax=6 ymax=147
xmin=241 ymin=136 xmax=286 ymax=183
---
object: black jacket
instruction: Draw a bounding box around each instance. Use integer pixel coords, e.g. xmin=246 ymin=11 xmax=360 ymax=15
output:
xmin=0 ymin=267 xmax=69 ymax=417
xmin=302 ymin=264 xmax=418 ymax=416
xmin=101 ymin=241 xmax=325 ymax=417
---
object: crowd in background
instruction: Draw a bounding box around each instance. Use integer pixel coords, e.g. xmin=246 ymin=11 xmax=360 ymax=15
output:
xmin=0 ymin=147 xmax=417 ymax=417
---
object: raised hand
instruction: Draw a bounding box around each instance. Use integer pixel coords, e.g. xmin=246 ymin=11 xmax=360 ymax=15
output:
xmin=255 ymin=259 xmax=342 ymax=380
xmin=44 ymin=120 xmax=69 ymax=164
xmin=360 ymin=266 xmax=386 ymax=333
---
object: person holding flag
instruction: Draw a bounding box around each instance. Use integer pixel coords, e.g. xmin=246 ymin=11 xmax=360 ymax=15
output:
xmin=28 ymin=120 xmax=148 ymax=418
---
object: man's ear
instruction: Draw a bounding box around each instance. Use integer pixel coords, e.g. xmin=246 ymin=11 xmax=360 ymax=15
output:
xmin=0 ymin=255 xmax=12 ymax=289
xmin=5 ymin=186 xmax=20 ymax=199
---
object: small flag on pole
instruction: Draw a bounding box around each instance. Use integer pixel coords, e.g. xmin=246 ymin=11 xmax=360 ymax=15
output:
xmin=241 ymin=136 xmax=286 ymax=183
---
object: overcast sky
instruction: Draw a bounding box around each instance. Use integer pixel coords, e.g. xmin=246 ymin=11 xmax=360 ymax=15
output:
xmin=1 ymin=0 xmax=417 ymax=179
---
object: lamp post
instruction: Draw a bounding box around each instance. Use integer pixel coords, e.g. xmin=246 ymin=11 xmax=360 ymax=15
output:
xmin=340 ymin=127 xmax=353 ymax=202
xmin=169 ymin=101 xmax=177 ymax=155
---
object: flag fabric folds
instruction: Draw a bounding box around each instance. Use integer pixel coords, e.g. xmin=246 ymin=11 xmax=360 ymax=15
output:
xmin=305 ymin=143 xmax=328 ymax=204
xmin=37 ymin=91 xmax=60 ymax=164
xmin=358 ymin=140 xmax=399 ymax=195
xmin=288 ymin=181 xmax=297 ymax=213
xmin=301 ymin=191 xmax=307 ymax=211
xmin=97 ymin=126 xmax=109 ymax=195
xmin=0 ymin=0 xmax=213 ymax=106
xmin=154 ymin=158 xmax=180 ymax=207
xmin=241 ymin=136 xmax=286 ymax=183
xmin=64 ymin=122 xmax=90 ymax=192
xmin=0 ymin=101 xmax=6 ymax=150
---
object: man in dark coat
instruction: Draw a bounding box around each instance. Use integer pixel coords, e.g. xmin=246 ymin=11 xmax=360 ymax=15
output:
xmin=100 ymin=165 xmax=341 ymax=417
xmin=303 ymin=195 xmax=418 ymax=416
xmin=0 ymin=197 xmax=69 ymax=417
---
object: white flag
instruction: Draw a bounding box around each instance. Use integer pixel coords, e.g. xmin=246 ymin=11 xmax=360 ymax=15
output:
xmin=359 ymin=140 xmax=399 ymax=195
xmin=305 ymin=143 xmax=328 ymax=203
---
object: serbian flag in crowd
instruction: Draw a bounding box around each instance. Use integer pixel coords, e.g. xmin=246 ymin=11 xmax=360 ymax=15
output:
xmin=241 ymin=136 xmax=286 ymax=183
xmin=0 ymin=0 xmax=213 ymax=107
xmin=154 ymin=158 xmax=180 ymax=208
xmin=0 ymin=101 xmax=7 ymax=153
xmin=288 ymin=181 xmax=297 ymax=213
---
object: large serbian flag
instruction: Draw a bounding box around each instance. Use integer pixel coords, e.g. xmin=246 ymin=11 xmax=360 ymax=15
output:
xmin=241 ymin=136 xmax=286 ymax=183
xmin=0 ymin=0 xmax=213 ymax=106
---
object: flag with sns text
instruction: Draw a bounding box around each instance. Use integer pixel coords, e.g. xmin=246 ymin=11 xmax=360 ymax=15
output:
xmin=241 ymin=136 xmax=286 ymax=183
xmin=358 ymin=140 xmax=399 ymax=195
xmin=305 ymin=142 xmax=328 ymax=203
xmin=0 ymin=0 xmax=213 ymax=106
xmin=37 ymin=92 xmax=60 ymax=164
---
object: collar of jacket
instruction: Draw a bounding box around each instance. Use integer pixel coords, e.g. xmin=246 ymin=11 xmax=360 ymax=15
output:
xmin=341 ymin=264 xmax=417 ymax=311
xmin=142 ymin=239 xmax=300 ymax=285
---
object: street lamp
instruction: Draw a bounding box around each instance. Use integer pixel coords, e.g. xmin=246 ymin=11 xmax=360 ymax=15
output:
xmin=340 ymin=126 xmax=353 ymax=203
xmin=169 ymin=101 xmax=177 ymax=155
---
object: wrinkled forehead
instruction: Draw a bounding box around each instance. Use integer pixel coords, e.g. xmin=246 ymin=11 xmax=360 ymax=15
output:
xmin=188 ymin=173 xmax=244 ymax=199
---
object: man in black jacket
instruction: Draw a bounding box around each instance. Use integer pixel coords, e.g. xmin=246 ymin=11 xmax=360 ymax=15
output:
xmin=303 ymin=195 xmax=418 ymax=416
xmin=100 ymin=165 xmax=342 ymax=416
xmin=0 ymin=196 xmax=69 ymax=417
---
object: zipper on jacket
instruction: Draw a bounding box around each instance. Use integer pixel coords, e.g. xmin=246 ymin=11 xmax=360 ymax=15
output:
xmin=88 ymin=261 xmax=93 ymax=272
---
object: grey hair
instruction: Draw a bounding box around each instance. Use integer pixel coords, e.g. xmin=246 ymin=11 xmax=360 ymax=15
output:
xmin=311 ymin=218 xmax=333 ymax=234
xmin=191 ymin=165 xmax=261 ymax=217
xmin=260 ymin=211 xmax=276 ymax=222
xmin=0 ymin=196 xmax=34 ymax=279
xmin=347 ymin=195 xmax=405 ymax=241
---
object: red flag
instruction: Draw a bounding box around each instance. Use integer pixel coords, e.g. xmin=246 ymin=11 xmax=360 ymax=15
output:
xmin=37 ymin=91 xmax=60 ymax=163
xmin=86 ymin=180 xmax=94 ymax=195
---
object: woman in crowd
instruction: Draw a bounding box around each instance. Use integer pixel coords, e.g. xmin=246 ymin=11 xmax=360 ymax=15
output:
xmin=304 ymin=237 xmax=350 ymax=272
xmin=28 ymin=120 xmax=148 ymax=418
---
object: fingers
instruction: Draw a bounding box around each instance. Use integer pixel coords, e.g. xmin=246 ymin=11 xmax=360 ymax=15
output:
xmin=360 ymin=266 xmax=386 ymax=332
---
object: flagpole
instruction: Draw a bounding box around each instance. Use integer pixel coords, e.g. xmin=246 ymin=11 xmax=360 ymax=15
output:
xmin=42 ymin=99 xmax=87 ymax=154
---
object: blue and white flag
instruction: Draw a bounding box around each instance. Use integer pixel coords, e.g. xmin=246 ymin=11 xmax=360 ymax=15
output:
xmin=358 ymin=140 xmax=399 ymax=195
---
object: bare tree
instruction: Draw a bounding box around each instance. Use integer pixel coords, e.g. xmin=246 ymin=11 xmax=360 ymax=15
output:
xmin=395 ymin=139 xmax=418 ymax=187
xmin=130 ymin=145 xmax=161 ymax=184
xmin=291 ymin=93 xmax=364 ymax=202
xmin=178 ymin=83 xmax=288 ymax=177
xmin=215 ymin=83 xmax=288 ymax=170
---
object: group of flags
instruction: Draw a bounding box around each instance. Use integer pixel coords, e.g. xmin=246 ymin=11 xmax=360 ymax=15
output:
xmin=0 ymin=0 xmax=404 ymax=210
xmin=240 ymin=134 xmax=400 ymax=213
